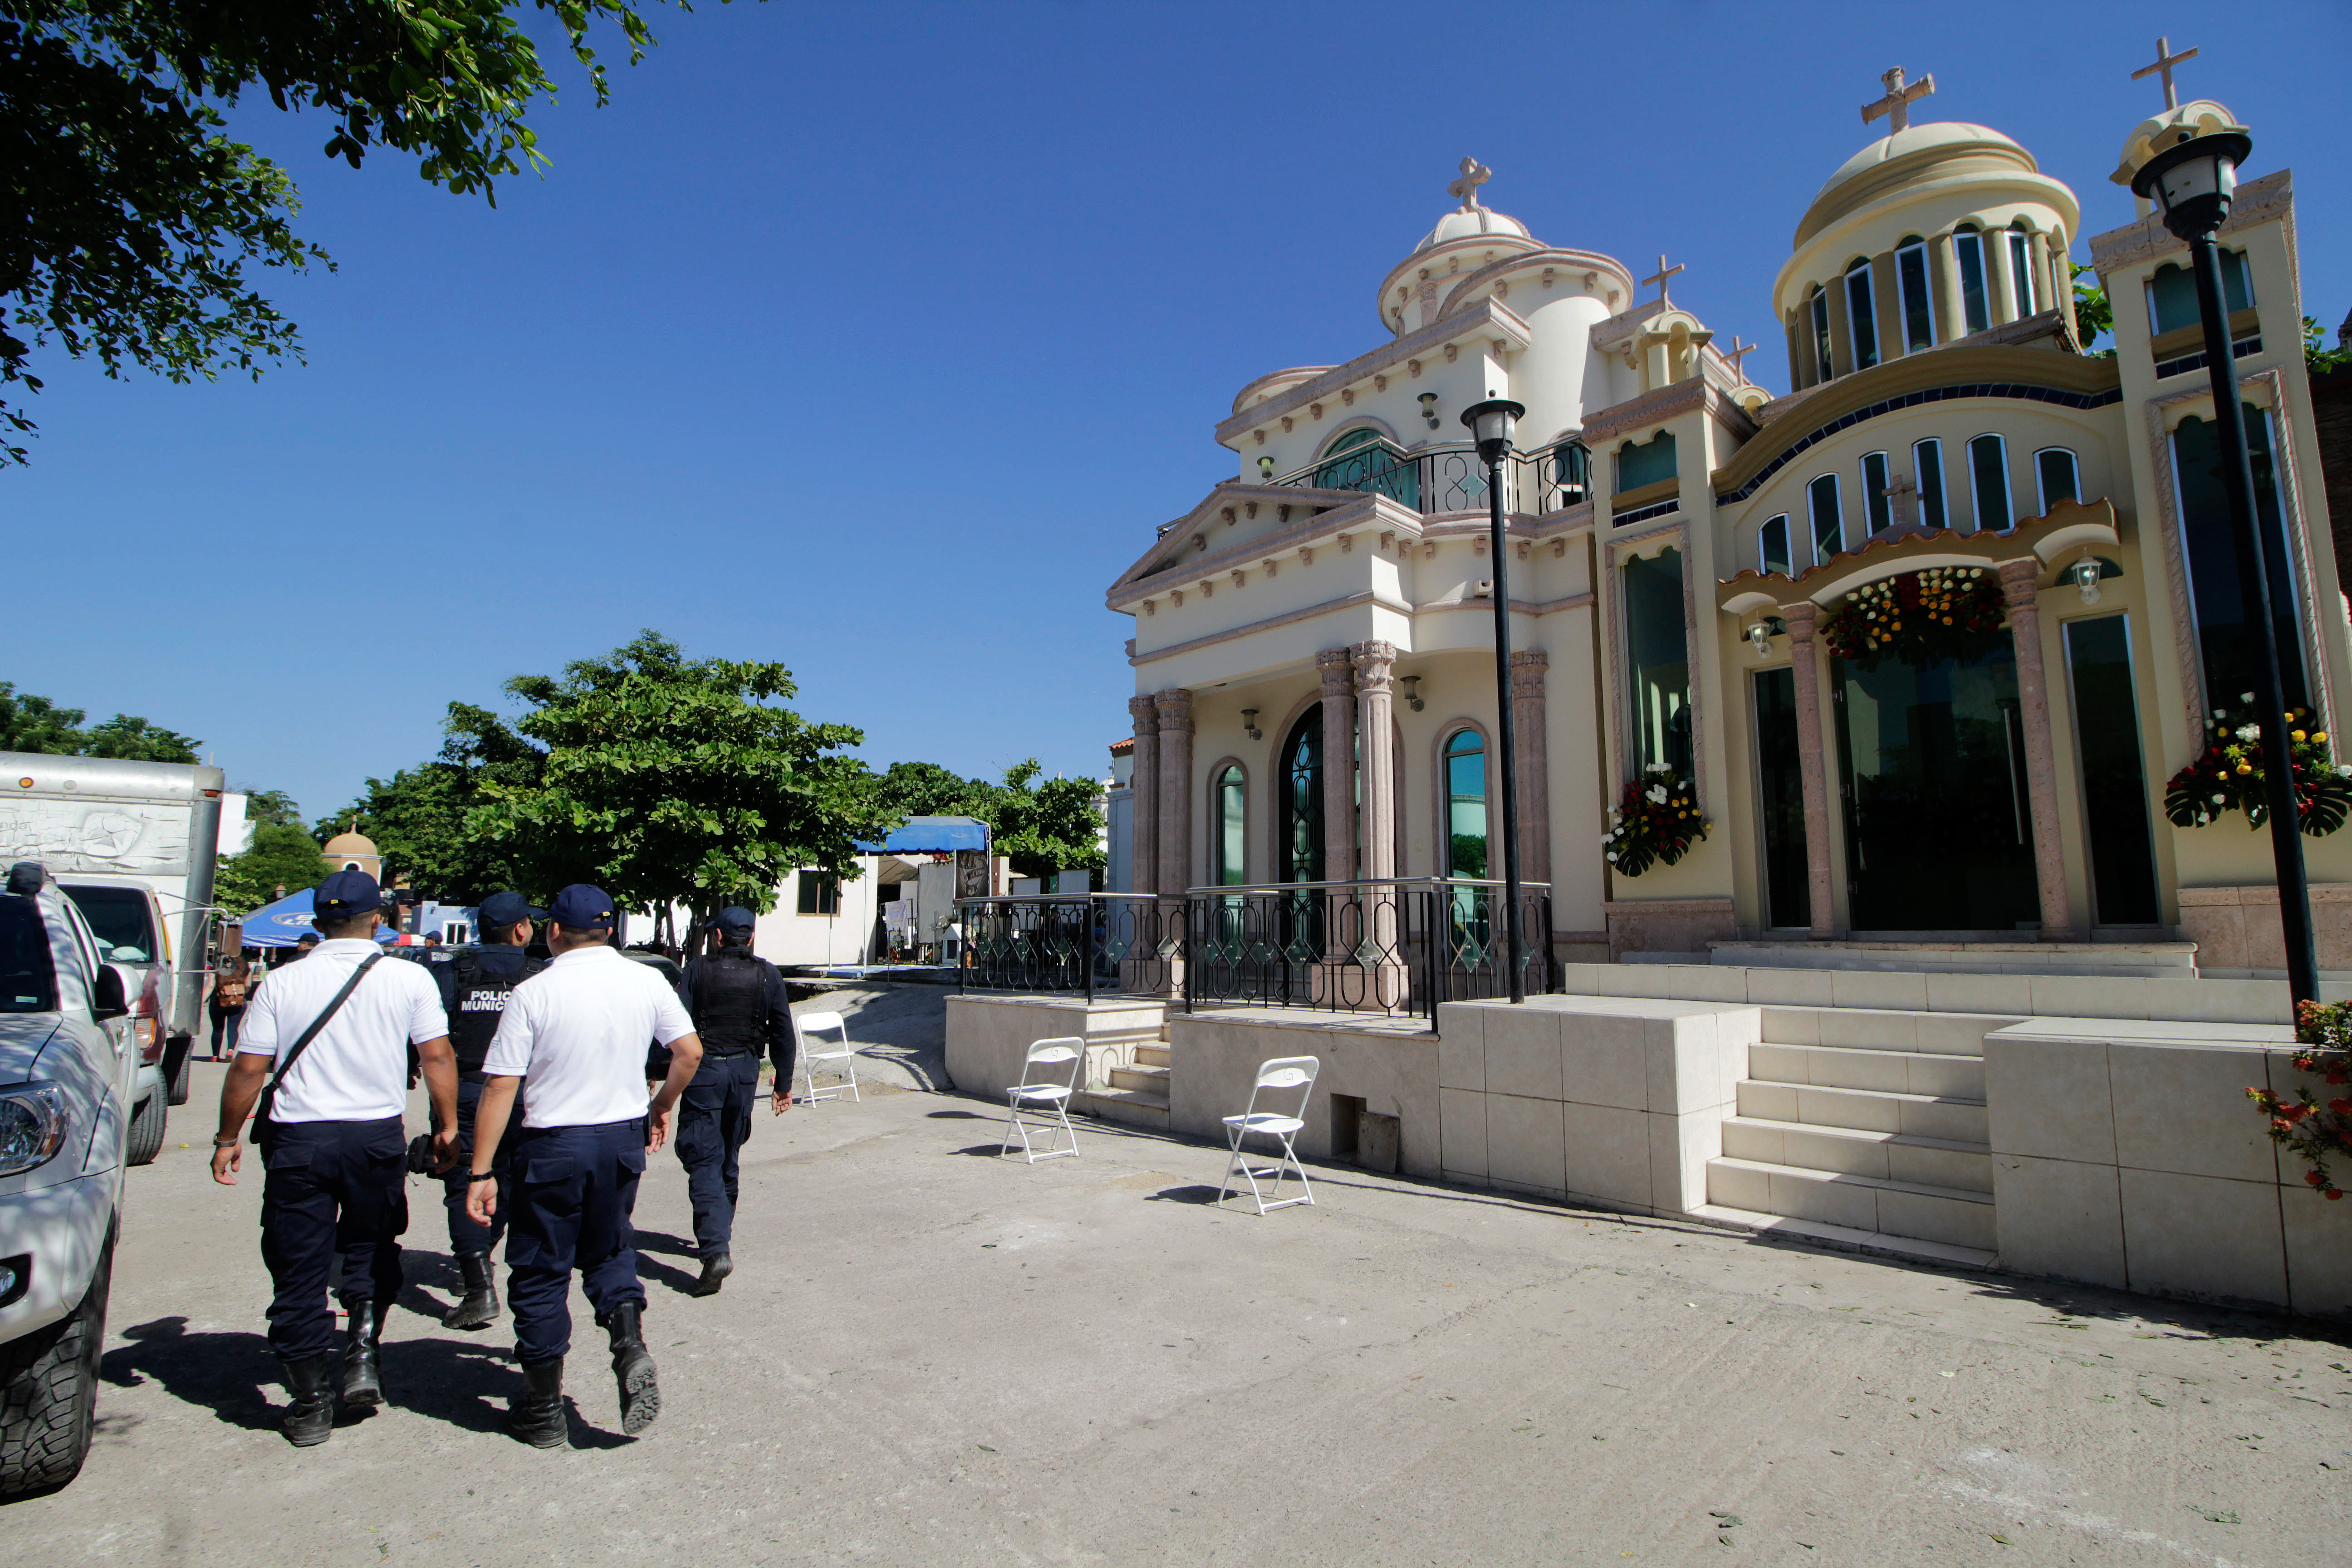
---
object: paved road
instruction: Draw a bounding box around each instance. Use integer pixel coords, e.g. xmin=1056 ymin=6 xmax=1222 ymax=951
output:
xmin=4 ymin=1058 xmax=2347 ymax=1567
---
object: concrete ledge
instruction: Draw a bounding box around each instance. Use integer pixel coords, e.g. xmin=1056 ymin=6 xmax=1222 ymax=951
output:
xmin=942 ymin=993 xmax=1167 ymax=1102
xmin=1555 ymin=961 xmax=2352 ymax=1024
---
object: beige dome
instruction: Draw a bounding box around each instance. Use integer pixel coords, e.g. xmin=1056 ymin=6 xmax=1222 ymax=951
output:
xmin=1410 ymin=203 xmax=1534 ymax=255
xmin=322 ymin=830 xmax=378 ymax=858
xmin=2110 ymin=98 xmax=2246 ymax=186
xmin=1794 ymin=122 xmax=2038 ymax=248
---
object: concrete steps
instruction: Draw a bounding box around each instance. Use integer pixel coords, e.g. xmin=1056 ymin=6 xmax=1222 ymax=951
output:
xmin=1706 ymin=1006 xmax=1999 ymax=1259
xmin=1071 ymin=1026 xmax=1171 ymax=1131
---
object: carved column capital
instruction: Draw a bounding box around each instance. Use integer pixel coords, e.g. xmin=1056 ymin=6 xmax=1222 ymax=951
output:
xmin=1315 ymin=647 xmax=1356 ymax=698
xmin=1783 ymin=600 xmax=1819 ymax=642
xmin=1350 ymin=639 xmax=1396 ymax=693
xmin=1128 ymin=694 xmax=1159 ymax=735
xmin=1996 ymin=556 xmax=2042 ymax=609
xmin=1510 ymin=646 xmax=1548 ymax=699
xmin=1154 ymin=687 xmax=1194 ymax=732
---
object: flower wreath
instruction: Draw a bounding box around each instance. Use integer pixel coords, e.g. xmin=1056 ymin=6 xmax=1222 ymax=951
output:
xmin=2161 ymin=695 xmax=2352 ymax=836
xmin=1818 ymin=566 xmax=2006 ymax=668
xmin=2248 ymin=1000 xmax=2352 ymax=1200
xmin=1603 ymin=764 xmax=1710 ymax=877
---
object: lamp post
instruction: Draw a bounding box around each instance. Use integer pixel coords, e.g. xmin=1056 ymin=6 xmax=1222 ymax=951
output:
xmin=2133 ymin=129 xmax=2318 ymax=1009
xmin=1462 ymin=394 xmax=1529 ymax=1002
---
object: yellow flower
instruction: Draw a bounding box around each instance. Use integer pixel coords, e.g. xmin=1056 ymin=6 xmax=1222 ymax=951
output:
xmin=2294 ymin=730 xmax=2307 ymax=742
xmin=2318 ymin=732 xmax=2330 ymax=744
xmin=2238 ymin=762 xmax=2254 ymax=775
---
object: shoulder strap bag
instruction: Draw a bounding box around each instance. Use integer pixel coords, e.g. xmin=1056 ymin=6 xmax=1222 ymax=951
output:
xmin=251 ymin=952 xmax=384 ymax=1147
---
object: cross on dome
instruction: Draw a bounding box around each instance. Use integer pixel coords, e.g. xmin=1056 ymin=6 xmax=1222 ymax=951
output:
xmin=1725 ymin=336 xmax=1757 ymax=385
xmin=1448 ymin=157 xmax=1491 ymax=213
xmin=2131 ymin=36 xmax=2199 ymax=110
xmin=1861 ymin=65 xmax=1935 ymax=135
xmin=1643 ymin=254 xmax=1685 ymax=308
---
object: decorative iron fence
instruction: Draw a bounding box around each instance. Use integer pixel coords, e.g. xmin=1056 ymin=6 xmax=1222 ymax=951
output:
xmin=1274 ymin=438 xmax=1591 ymax=518
xmin=956 ymin=880 xmax=1556 ymax=1021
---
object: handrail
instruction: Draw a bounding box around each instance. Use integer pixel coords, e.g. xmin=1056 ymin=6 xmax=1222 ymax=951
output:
xmin=1182 ymin=877 xmax=1552 ymax=894
xmin=953 ymin=891 xmax=1159 ymax=904
xmin=1264 ymin=435 xmax=1590 ymax=495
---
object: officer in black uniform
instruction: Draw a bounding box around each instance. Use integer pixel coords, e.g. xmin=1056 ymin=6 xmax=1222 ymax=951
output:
xmin=671 ymin=908 xmax=798 ymax=1295
xmin=431 ymin=890 xmax=547 ymax=1329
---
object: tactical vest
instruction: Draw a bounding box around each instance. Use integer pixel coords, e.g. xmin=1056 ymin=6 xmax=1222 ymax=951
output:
xmin=449 ymin=947 xmax=549 ymax=1073
xmin=691 ymin=946 xmax=773 ymax=1055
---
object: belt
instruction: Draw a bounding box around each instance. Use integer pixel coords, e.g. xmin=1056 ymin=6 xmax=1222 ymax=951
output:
xmin=700 ymin=1045 xmax=759 ymax=1058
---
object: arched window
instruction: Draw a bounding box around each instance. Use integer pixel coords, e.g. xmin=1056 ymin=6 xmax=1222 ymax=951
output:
xmin=1912 ymin=438 xmax=1950 ymax=531
xmin=1808 ymin=285 xmax=1834 ymax=383
xmin=2147 ymin=251 xmax=2253 ymax=336
xmin=1443 ymin=730 xmax=1488 ymax=879
xmin=1952 ymin=225 xmax=1990 ymax=333
xmin=1808 ymin=473 xmax=1844 ymax=564
xmin=1759 ymin=514 xmax=1792 ymax=576
xmin=1314 ymin=426 xmax=1416 ymax=507
xmin=1861 ymin=451 xmax=1893 ymax=535
xmin=1844 ymin=258 xmax=1879 ymax=370
xmin=2034 ymin=448 xmax=2081 ymax=514
xmin=1967 ymin=434 xmax=2011 ymax=532
xmin=1623 ymin=549 xmax=1693 ymax=775
xmin=1278 ymin=708 xmax=1323 ymax=884
xmin=1894 ymin=235 xmax=1936 ymax=353
xmin=1213 ymin=764 xmax=1246 ymax=886
xmin=1616 ymin=430 xmax=1677 ymax=492
xmin=2006 ymin=225 xmax=2039 ymax=316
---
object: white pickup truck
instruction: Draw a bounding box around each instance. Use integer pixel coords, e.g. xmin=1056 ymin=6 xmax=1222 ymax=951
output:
xmin=0 ymin=753 xmax=227 ymax=1163
xmin=0 ymin=861 xmax=137 ymax=1498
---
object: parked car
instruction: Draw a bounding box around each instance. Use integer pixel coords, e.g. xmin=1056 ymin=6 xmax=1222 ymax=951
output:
xmin=0 ymin=861 xmax=136 ymax=1499
xmin=58 ymin=880 xmax=171 ymax=1164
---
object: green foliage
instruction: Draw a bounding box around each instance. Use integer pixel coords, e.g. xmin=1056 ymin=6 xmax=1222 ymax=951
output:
xmin=0 ymin=0 xmax=696 ymax=464
xmin=1447 ymin=832 xmax=1487 ymax=879
xmin=0 ymin=681 xmax=199 ymax=760
xmin=870 ymin=760 xmax=996 ymax=821
xmin=237 ymin=788 xmax=304 ymax=828
xmin=2303 ymin=316 xmax=2352 ymax=377
xmin=77 ymin=714 xmax=200 ymax=762
xmin=2069 ymin=263 xmax=2113 ymax=358
xmin=468 ymin=630 xmax=890 ymax=926
xmin=867 ymin=756 xmax=1107 ymax=881
xmin=314 ymin=700 xmax=545 ymax=902
xmin=2163 ymin=696 xmax=2351 ymax=836
xmin=2248 ymin=1001 xmax=2352 ymax=1200
xmin=213 ymin=822 xmax=326 ymax=917
xmin=1603 ymin=764 xmax=1709 ymax=878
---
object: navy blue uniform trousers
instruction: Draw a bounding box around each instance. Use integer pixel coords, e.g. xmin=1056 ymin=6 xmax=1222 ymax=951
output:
xmin=258 ymin=1116 xmax=408 ymax=1362
xmin=674 ymin=1051 xmax=760 ymax=1252
xmin=440 ymin=1075 xmax=513 ymax=1257
xmin=505 ymin=1118 xmax=648 ymax=1364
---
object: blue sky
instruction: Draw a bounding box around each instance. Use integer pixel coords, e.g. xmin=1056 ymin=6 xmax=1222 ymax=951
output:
xmin=9 ymin=0 xmax=2347 ymax=822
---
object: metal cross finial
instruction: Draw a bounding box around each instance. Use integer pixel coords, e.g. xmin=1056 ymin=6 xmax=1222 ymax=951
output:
xmin=2131 ymin=36 xmax=2200 ymax=110
xmin=1860 ymin=65 xmax=1936 ymax=135
xmin=1725 ymin=336 xmax=1757 ymax=386
xmin=1643 ymin=254 xmax=1686 ymax=308
xmin=1448 ymin=157 xmax=1491 ymax=212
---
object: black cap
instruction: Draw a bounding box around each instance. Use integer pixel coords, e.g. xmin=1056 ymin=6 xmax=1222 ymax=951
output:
xmin=709 ymin=907 xmax=757 ymax=936
xmin=314 ymin=870 xmax=382 ymax=916
xmin=476 ymin=891 xmax=548 ymax=930
xmin=296 ymin=931 xmax=321 ymax=946
xmin=549 ymin=884 xmax=617 ymax=931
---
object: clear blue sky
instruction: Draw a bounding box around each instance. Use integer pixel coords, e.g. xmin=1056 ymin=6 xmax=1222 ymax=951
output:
xmin=9 ymin=0 xmax=2347 ymax=822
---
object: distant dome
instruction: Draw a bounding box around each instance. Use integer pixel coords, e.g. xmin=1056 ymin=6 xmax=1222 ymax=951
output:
xmin=1410 ymin=203 xmax=1534 ymax=255
xmin=1795 ymin=122 xmax=2038 ymax=248
xmin=323 ymin=830 xmax=378 ymax=858
xmin=2110 ymin=98 xmax=2245 ymax=187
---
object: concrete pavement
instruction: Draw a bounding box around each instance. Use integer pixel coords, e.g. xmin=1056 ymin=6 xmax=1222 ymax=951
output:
xmin=2 ymin=1056 xmax=2347 ymax=1567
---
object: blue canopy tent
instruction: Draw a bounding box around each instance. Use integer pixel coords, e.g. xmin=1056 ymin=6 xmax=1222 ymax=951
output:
xmin=853 ymin=815 xmax=990 ymax=855
xmin=237 ymin=887 xmax=398 ymax=948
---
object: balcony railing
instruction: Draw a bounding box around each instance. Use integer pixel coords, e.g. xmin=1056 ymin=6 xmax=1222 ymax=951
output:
xmin=955 ymin=879 xmax=1558 ymax=1021
xmin=1269 ymin=437 xmax=1591 ymax=518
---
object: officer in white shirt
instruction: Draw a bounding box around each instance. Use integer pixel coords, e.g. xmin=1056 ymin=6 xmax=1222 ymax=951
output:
xmin=211 ymin=871 xmax=458 ymax=1447
xmin=465 ymin=885 xmax=702 ymax=1447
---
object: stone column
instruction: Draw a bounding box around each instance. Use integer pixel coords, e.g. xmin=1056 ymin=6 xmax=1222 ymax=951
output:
xmin=1316 ymin=649 xmax=1357 ymax=885
xmin=1154 ymin=689 xmax=1193 ymax=899
xmin=1784 ymin=603 xmax=1838 ymax=940
xmin=1999 ymin=559 xmax=2076 ymax=940
xmin=1930 ymin=231 xmax=1964 ymax=344
xmin=1989 ymin=229 xmax=2019 ymax=325
xmin=1127 ymin=695 xmax=1159 ymax=896
xmin=1351 ymin=641 xmax=1407 ymax=1011
xmin=1510 ymin=649 xmax=1553 ymax=886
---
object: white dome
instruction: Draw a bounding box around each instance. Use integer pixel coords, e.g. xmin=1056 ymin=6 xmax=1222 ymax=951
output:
xmin=1411 ymin=204 xmax=1533 ymax=255
xmin=1810 ymin=121 xmax=2033 ymax=205
xmin=2110 ymin=98 xmax=2245 ymax=186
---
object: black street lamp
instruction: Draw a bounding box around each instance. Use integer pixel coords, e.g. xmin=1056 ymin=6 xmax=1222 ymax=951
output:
xmin=1462 ymin=393 xmax=1529 ymax=1003
xmin=2133 ymin=128 xmax=2318 ymax=1009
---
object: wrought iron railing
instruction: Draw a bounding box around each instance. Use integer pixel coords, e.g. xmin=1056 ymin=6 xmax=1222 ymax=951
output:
xmin=956 ymin=880 xmax=1557 ymax=1021
xmin=955 ymin=893 xmax=1179 ymax=1000
xmin=1271 ymin=438 xmax=1591 ymax=518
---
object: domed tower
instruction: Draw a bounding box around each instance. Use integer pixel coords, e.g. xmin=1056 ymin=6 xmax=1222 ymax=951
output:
xmin=321 ymin=825 xmax=381 ymax=882
xmin=1773 ymin=69 xmax=2081 ymax=393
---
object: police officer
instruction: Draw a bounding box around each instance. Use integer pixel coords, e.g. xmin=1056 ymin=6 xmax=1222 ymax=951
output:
xmin=672 ymin=908 xmax=799 ymax=1295
xmin=212 ymin=871 xmax=459 ymax=1446
xmin=465 ymin=885 xmax=702 ymax=1448
xmin=430 ymin=890 xmax=548 ymax=1329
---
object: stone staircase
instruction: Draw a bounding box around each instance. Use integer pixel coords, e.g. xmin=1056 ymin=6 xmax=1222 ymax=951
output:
xmin=1696 ymin=1007 xmax=2007 ymax=1268
xmin=1070 ymin=1025 xmax=1172 ymax=1130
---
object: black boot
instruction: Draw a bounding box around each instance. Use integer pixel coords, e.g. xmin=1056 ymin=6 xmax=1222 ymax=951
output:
xmin=279 ymin=1353 xmax=337 ymax=1446
xmin=339 ymin=1303 xmax=387 ymax=1407
xmin=691 ymin=1251 xmax=733 ymax=1297
xmin=445 ymin=1253 xmax=500 ymax=1330
xmin=504 ymin=1357 xmax=569 ymax=1449
xmin=603 ymin=1301 xmax=660 ymax=1435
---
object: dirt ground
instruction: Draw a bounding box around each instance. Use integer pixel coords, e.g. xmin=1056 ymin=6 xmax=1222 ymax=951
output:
xmin=2 ymin=1058 xmax=2347 ymax=1568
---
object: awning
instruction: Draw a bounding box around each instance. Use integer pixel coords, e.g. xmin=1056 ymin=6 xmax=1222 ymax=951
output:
xmin=235 ymin=887 xmax=398 ymax=947
xmin=853 ymin=815 xmax=990 ymax=854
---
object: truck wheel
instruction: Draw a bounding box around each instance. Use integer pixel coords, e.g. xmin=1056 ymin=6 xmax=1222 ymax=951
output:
xmin=0 ymin=1225 xmax=113 ymax=1499
xmin=165 ymin=1038 xmax=192 ymax=1107
xmin=125 ymin=1090 xmax=166 ymax=1167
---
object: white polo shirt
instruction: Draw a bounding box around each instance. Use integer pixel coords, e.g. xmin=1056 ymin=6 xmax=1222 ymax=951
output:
xmin=239 ymin=940 xmax=450 ymax=1123
xmin=482 ymin=944 xmax=696 ymax=1129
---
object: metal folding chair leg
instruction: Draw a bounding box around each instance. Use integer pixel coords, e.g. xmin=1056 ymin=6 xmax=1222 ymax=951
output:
xmin=1219 ymin=1125 xmax=1313 ymax=1214
xmin=999 ymin=1093 xmax=1078 ymax=1163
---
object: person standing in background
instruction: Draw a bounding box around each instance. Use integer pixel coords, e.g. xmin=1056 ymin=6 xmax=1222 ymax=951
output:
xmin=208 ymin=956 xmax=252 ymax=1061
xmin=671 ymin=908 xmax=797 ymax=1296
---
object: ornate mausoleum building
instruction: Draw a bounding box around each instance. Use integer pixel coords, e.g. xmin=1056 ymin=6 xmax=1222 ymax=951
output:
xmin=1107 ymin=71 xmax=2346 ymax=972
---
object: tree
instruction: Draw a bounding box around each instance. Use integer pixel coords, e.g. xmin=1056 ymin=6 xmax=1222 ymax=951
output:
xmin=314 ymin=700 xmax=545 ymax=903
xmin=213 ymin=821 xmax=325 ymax=917
xmin=78 ymin=713 xmax=200 ymax=762
xmin=0 ymin=681 xmax=86 ymax=752
xmin=2070 ymin=263 xmax=2113 ymax=357
xmin=468 ymin=631 xmax=891 ymax=936
xmin=2 ymin=0 xmax=688 ymax=465
xmin=867 ymin=756 xmax=1107 ymax=882
xmin=236 ymin=787 xmax=303 ymax=828
xmin=870 ymin=760 xmax=995 ymax=821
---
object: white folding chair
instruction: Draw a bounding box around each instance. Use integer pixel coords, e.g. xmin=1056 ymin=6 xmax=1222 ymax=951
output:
xmin=1000 ymin=1038 xmax=1085 ymax=1162
xmin=797 ymin=1009 xmax=861 ymax=1103
xmin=1220 ymin=1055 xmax=1320 ymax=1214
